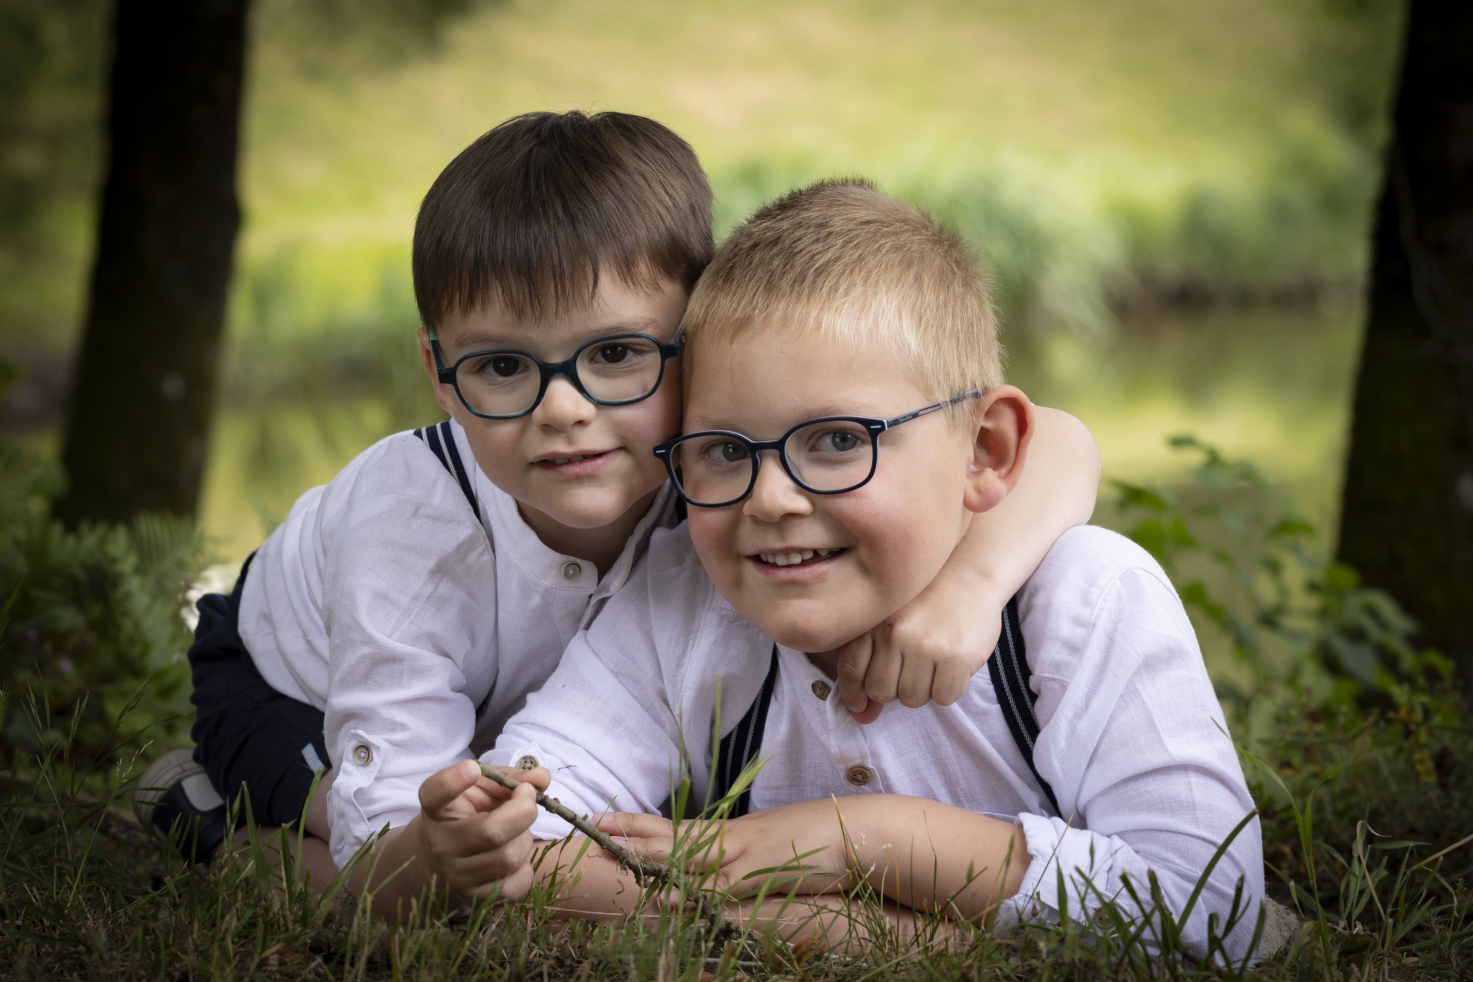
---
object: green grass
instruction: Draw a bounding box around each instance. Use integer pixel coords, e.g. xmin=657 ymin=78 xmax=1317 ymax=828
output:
xmin=4 ymin=679 xmax=1473 ymax=981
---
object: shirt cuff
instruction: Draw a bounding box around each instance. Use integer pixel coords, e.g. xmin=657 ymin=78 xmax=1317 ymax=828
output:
xmin=996 ymin=812 xmax=1136 ymax=932
xmin=480 ymin=743 xmax=575 ymax=841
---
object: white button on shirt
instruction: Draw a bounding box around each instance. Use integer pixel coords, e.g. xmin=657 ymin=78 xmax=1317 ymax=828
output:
xmin=237 ymin=420 xmax=678 ymax=870
xmin=490 ymin=525 xmax=1264 ymax=962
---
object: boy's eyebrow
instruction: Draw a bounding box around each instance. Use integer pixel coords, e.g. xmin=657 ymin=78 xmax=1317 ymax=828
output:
xmin=684 ymin=405 xmax=871 ymax=432
xmin=444 ymin=317 xmax=672 ymax=353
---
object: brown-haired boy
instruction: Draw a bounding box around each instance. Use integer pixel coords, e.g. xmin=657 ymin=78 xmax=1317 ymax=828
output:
xmin=488 ymin=181 xmax=1262 ymax=960
xmin=135 ymin=118 xmax=1100 ymax=915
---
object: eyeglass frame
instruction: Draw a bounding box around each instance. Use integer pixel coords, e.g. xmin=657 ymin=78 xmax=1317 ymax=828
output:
xmin=652 ymin=391 xmax=982 ymax=508
xmin=428 ymin=330 xmax=685 ymax=420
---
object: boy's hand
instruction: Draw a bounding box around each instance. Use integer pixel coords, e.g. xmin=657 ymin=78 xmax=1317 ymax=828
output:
xmin=598 ymin=806 xmax=849 ymax=898
xmin=836 ymin=573 xmax=1004 ymax=723
xmin=414 ymin=759 xmax=550 ymax=906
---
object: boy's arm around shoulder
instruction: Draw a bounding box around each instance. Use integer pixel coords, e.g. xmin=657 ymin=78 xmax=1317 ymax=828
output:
xmin=1015 ymin=527 xmax=1264 ymax=962
xmin=838 ymin=405 xmax=1100 ymax=718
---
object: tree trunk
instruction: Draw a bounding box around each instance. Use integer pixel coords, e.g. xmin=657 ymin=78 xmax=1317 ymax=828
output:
xmin=1337 ymin=0 xmax=1473 ymax=684
xmin=53 ymin=0 xmax=249 ymax=526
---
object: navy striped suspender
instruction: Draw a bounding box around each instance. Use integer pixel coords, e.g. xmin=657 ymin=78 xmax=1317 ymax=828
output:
xmin=712 ymin=597 xmax=1060 ymax=819
xmin=414 ymin=419 xmax=481 ymax=522
xmin=711 ymin=645 xmax=780 ymax=818
xmin=987 ymin=597 xmax=1061 ymax=816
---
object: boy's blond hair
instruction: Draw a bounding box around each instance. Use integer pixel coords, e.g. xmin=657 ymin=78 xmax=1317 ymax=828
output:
xmin=683 ymin=180 xmax=1002 ymax=414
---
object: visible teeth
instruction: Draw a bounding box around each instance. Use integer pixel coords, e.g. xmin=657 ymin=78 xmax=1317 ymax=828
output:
xmin=549 ymin=455 xmax=587 ymax=464
xmin=758 ymin=549 xmax=826 ymax=566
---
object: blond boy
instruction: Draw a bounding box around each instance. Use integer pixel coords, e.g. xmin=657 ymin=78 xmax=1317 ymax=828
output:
xmin=484 ymin=181 xmax=1264 ymax=960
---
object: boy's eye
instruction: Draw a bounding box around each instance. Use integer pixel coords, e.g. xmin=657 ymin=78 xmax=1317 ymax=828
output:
xmin=812 ymin=430 xmax=862 ymax=453
xmin=591 ymin=344 xmax=631 ymax=364
xmin=698 ymin=440 xmax=749 ymax=464
xmin=487 ymin=356 xmax=525 ymax=378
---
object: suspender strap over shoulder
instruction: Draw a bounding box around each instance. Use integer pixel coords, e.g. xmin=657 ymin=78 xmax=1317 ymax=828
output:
xmin=712 ymin=596 xmax=1061 ymax=822
xmin=711 ymin=645 xmax=780 ymax=818
xmin=987 ymin=596 xmax=1061 ymax=816
xmin=415 ymin=419 xmax=481 ymax=522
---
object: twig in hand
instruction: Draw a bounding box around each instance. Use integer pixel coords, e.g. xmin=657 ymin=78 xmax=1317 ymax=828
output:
xmin=478 ymin=763 xmax=675 ymax=886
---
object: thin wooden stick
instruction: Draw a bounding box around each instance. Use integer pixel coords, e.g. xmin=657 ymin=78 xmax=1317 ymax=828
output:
xmin=478 ymin=763 xmax=674 ymax=886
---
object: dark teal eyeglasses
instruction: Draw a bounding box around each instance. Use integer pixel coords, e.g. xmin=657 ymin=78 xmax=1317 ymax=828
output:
xmin=653 ymin=391 xmax=981 ymax=508
xmin=430 ymin=331 xmax=683 ymax=420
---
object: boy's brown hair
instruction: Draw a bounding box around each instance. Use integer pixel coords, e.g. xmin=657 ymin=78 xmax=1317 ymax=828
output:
xmin=683 ymin=179 xmax=1003 ymax=415
xmin=413 ymin=111 xmax=713 ymax=329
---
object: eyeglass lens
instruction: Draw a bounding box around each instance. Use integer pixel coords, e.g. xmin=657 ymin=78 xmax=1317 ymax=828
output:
xmin=671 ymin=419 xmax=876 ymax=504
xmin=453 ymin=337 xmax=667 ymax=416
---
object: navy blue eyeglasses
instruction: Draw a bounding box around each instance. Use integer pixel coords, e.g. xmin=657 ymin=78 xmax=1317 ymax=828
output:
xmin=653 ymin=391 xmax=981 ymax=508
xmin=430 ymin=331 xmax=683 ymax=420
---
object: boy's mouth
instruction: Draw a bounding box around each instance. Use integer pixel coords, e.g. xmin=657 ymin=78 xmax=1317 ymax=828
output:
xmin=753 ymin=548 xmax=845 ymax=567
xmin=534 ymin=449 xmax=618 ymax=475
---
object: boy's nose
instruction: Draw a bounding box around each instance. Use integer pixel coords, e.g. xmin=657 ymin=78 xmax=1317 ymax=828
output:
xmin=532 ymin=375 xmax=597 ymax=429
xmin=742 ymin=452 xmax=814 ymax=522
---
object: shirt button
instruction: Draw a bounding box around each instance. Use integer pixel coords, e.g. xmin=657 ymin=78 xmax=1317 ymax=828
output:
xmin=353 ymin=745 xmax=372 ymax=766
xmin=517 ymin=754 xmax=540 ymax=771
xmin=562 ymin=562 xmax=582 ymax=580
xmin=811 ymin=680 xmax=832 ymax=701
xmin=845 ymin=765 xmax=872 ymax=787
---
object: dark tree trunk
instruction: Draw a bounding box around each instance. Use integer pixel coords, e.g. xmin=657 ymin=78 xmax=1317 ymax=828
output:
xmin=53 ymin=0 xmax=249 ymax=526
xmin=1338 ymin=0 xmax=1473 ymax=683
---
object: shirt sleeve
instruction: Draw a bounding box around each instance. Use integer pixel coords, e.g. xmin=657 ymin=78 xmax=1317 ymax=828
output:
xmin=998 ymin=565 xmax=1265 ymax=964
xmin=485 ymin=559 xmax=688 ymax=841
xmin=485 ymin=529 xmax=749 ymax=841
xmin=322 ymin=483 xmax=499 ymax=870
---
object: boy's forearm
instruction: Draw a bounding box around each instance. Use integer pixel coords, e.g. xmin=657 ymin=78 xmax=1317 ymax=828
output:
xmin=944 ymin=406 xmax=1100 ymax=601
xmin=532 ymin=837 xmax=651 ymax=920
xmin=348 ymin=820 xmax=442 ymax=920
xmin=762 ymin=796 xmax=1029 ymax=925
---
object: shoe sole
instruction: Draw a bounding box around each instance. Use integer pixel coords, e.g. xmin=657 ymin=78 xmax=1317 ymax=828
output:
xmin=133 ymin=747 xmax=204 ymax=841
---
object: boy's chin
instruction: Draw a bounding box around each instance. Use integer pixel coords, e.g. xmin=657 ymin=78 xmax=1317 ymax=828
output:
xmin=758 ymin=612 xmax=871 ymax=656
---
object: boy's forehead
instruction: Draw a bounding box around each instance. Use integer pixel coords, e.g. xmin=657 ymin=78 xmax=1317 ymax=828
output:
xmin=684 ymin=325 xmax=931 ymax=428
xmin=437 ymin=272 xmax=688 ymax=348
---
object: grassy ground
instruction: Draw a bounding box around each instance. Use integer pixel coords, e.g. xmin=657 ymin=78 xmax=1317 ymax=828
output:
xmin=4 ymin=685 xmax=1472 ymax=981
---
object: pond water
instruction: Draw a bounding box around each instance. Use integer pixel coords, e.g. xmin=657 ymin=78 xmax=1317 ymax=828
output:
xmin=197 ymin=305 xmax=1363 ymax=563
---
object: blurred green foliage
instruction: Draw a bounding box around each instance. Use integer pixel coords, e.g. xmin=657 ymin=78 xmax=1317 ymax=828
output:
xmin=0 ymin=361 xmax=207 ymax=762
xmin=1114 ymin=435 xmax=1453 ymax=715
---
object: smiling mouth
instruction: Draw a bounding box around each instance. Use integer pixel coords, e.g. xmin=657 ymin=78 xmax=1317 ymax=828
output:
xmin=755 ymin=548 xmax=844 ymax=567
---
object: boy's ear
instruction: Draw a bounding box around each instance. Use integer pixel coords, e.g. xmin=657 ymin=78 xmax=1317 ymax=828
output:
xmin=963 ymin=385 xmax=1035 ymax=515
xmin=418 ymin=326 xmax=462 ymax=419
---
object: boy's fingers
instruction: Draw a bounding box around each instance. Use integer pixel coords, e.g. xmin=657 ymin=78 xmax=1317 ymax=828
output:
xmin=480 ymin=765 xmax=552 ymax=793
xmin=611 ymin=833 xmax=675 ymax=864
xmin=864 ymin=642 xmax=903 ymax=705
xmin=835 ymin=635 xmax=874 ymax=712
xmin=931 ymin=660 xmax=974 ymax=706
xmin=453 ymin=826 xmax=535 ymax=882
xmin=449 ymin=795 xmax=539 ymax=855
xmin=420 ymin=759 xmax=484 ymax=815
xmin=468 ymin=860 xmax=535 ymax=904
xmin=596 ymin=812 xmax=672 ymax=838
xmin=896 ymin=658 xmax=937 ymax=709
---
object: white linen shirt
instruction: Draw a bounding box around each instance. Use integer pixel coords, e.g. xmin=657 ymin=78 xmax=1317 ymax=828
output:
xmin=488 ymin=524 xmax=1264 ymax=962
xmin=238 ymin=419 xmax=679 ymax=869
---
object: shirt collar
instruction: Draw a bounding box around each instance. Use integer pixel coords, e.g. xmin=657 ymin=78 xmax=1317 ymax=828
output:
xmin=450 ymin=418 xmax=680 ymax=594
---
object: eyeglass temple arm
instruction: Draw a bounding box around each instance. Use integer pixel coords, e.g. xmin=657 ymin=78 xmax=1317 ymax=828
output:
xmin=424 ymin=332 xmax=459 ymax=385
xmin=883 ymin=390 xmax=983 ymax=429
